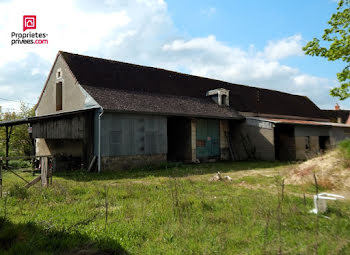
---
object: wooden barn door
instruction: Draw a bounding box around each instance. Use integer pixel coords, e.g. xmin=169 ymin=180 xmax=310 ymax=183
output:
xmin=196 ymin=119 xmax=220 ymax=160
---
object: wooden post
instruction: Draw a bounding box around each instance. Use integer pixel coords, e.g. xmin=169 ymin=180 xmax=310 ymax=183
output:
xmin=41 ymin=157 xmax=48 ymax=187
xmin=5 ymin=126 xmax=8 ymax=168
xmin=49 ymin=158 xmax=53 ymax=185
xmin=30 ymin=125 xmax=35 ymax=176
xmin=0 ymin=159 xmax=2 ymax=198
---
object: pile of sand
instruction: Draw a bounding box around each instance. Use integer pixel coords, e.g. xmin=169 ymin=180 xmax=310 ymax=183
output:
xmin=284 ymin=150 xmax=350 ymax=189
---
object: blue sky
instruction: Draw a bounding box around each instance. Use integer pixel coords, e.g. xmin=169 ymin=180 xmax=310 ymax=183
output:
xmin=166 ymin=0 xmax=342 ymax=78
xmin=0 ymin=0 xmax=348 ymax=112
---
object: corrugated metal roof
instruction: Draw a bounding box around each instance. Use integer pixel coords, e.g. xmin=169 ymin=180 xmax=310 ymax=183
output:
xmin=248 ymin=117 xmax=350 ymax=128
xmin=0 ymin=109 xmax=95 ymax=127
xmin=0 ymin=118 xmax=30 ymax=126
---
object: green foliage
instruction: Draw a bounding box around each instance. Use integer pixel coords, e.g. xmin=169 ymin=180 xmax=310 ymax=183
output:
xmin=0 ymin=103 xmax=35 ymax=157
xmin=0 ymin=162 xmax=349 ymax=254
xmin=8 ymin=184 xmax=28 ymax=200
xmin=8 ymin=160 xmax=31 ymax=169
xmin=303 ymin=0 xmax=350 ymax=100
xmin=338 ymin=139 xmax=350 ymax=158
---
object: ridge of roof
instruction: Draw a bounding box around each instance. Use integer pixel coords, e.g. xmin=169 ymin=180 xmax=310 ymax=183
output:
xmin=322 ymin=109 xmax=350 ymax=112
xmin=58 ymin=50 xmax=312 ymax=100
xmin=58 ymin=51 xmax=324 ymax=119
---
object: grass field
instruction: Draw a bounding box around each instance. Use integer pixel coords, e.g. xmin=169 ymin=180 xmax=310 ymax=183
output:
xmin=0 ymin=161 xmax=350 ymax=254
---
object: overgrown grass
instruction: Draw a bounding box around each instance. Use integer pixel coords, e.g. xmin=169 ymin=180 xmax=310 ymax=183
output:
xmin=0 ymin=161 xmax=349 ymax=254
xmin=339 ymin=139 xmax=350 ymax=159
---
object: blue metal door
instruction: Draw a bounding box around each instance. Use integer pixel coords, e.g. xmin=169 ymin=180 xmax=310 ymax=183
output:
xmin=196 ymin=119 xmax=220 ymax=160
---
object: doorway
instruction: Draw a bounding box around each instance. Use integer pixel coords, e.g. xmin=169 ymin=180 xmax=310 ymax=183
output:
xmin=196 ymin=119 xmax=220 ymax=160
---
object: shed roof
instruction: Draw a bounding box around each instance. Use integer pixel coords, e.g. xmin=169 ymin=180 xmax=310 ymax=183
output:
xmin=0 ymin=109 xmax=94 ymax=127
xmin=322 ymin=109 xmax=350 ymax=124
xmin=60 ymin=51 xmax=325 ymax=120
xmin=83 ymin=86 xmax=240 ymax=119
xmin=249 ymin=117 xmax=350 ymax=128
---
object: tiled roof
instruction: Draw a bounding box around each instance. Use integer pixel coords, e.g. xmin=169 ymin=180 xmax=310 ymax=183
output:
xmin=60 ymin=51 xmax=325 ymax=120
xmin=83 ymin=86 xmax=241 ymax=119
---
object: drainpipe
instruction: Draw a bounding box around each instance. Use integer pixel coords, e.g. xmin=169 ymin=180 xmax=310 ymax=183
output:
xmin=98 ymin=107 xmax=104 ymax=173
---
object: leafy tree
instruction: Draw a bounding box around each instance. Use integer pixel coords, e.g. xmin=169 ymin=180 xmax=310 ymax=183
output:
xmin=0 ymin=103 xmax=35 ymax=157
xmin=303 ymin=0 xmax=350 ymax=100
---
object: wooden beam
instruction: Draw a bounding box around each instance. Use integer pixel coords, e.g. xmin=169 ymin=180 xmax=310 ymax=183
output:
xmin=87 ymin=155 xmax=97 ymax=172
xmin=0 ymin=155 xmax=52 ymax=161
xmin=7 ymin=169 xmax=29 ymax=184
xmin=24 ymin=175 xmax=41 ymax=189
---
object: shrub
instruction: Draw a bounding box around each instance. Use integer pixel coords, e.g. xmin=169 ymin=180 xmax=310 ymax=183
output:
xmin=8 ymin=184 xmax=29 ymax=199
xmin=8 ymin=160 xmax=31 ymax=169
xmin=339 ymin=139 xmax=350 ymax=159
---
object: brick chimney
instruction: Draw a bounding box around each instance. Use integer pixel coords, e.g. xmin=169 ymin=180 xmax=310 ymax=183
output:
xmin=335 ymin=103 xmax=340 ymax=110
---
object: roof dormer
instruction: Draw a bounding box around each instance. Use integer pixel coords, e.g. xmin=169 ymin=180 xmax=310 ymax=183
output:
xmin=206 ymin=88 xmax=230 ymax=106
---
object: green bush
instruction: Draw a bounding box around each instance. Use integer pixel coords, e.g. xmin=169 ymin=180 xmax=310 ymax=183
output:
xmin=8 ymin=160 xmax=31 ymax=169
xmin=338 ymin=139 xmax=350 ymax=159
xmin=8 ymin=184 xmax=29 ymax=199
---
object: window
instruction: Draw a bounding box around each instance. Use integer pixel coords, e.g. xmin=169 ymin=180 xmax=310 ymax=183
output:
xmin=56 ymin=68 xmax=62 ymax=79
xmin=56 ymin=82 xmax=63 ymax=111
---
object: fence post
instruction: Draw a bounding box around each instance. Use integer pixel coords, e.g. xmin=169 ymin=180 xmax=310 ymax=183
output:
xmin=41 ymin=157 xmax=48 ymax=187
xmin=0 ymin=158 xmax=2 ymax=198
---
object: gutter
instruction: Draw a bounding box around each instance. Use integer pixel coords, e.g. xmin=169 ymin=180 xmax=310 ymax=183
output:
xmin=98 ymin=107 xmax=104 ymax=173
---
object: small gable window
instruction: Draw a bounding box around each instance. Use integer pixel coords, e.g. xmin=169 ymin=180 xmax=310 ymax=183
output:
xmin=56 ymin=68 xmax=62 ymax=79
xmin=56 ymin=82 xmax=63 ymax=111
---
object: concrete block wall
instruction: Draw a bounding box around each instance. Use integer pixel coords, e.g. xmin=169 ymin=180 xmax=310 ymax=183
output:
xmin=191 ymin=119 xmax=197 ymax=162
xmin=277 ymin=134 xmax=296 ymax=161
xmin=329 ymin=127 xmax=346 ymax=147
xmin=102 ymin=154 xmax=167 ymax=171
xmin=295 ymin=136 xmax=319 ymax=160
xmin=230 ymin=121 xmax=275 ymax=161
xmin=219 ymin=120 xmax=230 ymax=160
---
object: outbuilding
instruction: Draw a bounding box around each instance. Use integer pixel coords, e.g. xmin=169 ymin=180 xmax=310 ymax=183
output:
xmin=31 ymin=51 xmax=350 ymax=171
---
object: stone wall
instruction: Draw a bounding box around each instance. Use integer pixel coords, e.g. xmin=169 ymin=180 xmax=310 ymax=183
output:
xmin=101 ymin=154 xmax=167 ymax=171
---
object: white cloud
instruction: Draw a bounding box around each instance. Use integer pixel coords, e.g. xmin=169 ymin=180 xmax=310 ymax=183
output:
xmin=160 ymin=35 xmax=339 ymax=109
xmin=0 ymin=0 xmax=343 ymax=111
xmin=31 ymin=68 xmax=40 ymax=76
xmin=0 ymin=86 xmax=15 ymax=96
xmin=161 ymin=35 xmax=298 ymax=82
xmin=262 ymin=34 xmax=303 ymax=60
xmin=0 ymin=0 xmax=130 ymax=67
